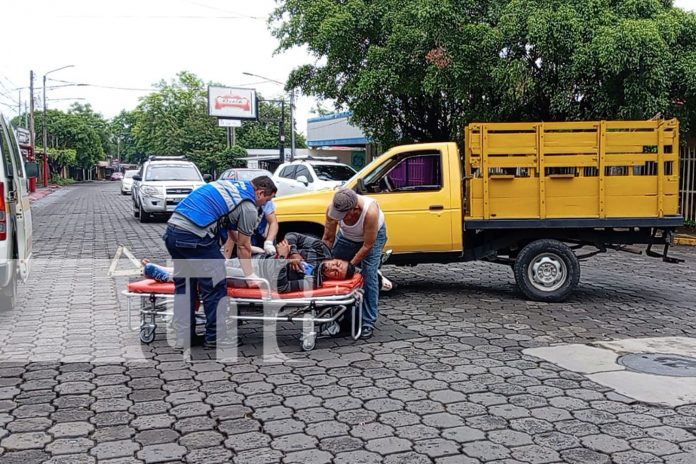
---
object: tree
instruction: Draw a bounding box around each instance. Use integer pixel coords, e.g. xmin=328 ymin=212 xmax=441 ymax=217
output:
xmin=271 ymin=0 xmax=696 ymax=146
xmin=130 ymin=71 xmax=306 ymax=173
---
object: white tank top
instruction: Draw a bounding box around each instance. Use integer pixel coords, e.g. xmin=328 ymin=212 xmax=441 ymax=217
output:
xmin=340 ymin=196 xmax=385 ymax=242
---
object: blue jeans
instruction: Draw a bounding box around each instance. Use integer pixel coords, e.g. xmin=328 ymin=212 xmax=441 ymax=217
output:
xmin=163 ymin=225 xmax=227 ymax=343
xmin=332 ymin=225 xmax=387 ymax=329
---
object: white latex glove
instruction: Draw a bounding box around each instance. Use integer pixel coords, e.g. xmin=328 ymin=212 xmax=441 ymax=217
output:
xmin=263 ymin=240 xmax=276 ymax=255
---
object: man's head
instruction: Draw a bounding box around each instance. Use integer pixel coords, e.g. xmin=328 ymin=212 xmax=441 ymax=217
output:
xmin=320 ymin=259 xmax=356 ymax=281
xmin=251 ymin=176 xmax=277 ymax=206
xmin=328 ymin=188 xmax=359 ymax=221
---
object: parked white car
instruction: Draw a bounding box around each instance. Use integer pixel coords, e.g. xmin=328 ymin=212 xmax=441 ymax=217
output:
xmin=132 ymin=156 xmax=209 ymax=222
xmin=120 ymin=169 xmax=138 ymax=195
xmin=0 ymin=113 xmax=33 ymax=311
xmin=273 ymin=160 xmax=357 ymax=197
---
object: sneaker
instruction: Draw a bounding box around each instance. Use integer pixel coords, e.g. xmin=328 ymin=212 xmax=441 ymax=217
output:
xmin=360 ymin=327 xmax=374 ymax=339
xmin=174 ymin=334 xmax=204 ymax=350
xmin=319 ymin=321 xmax=340 ymax=337
xmin=203 ymin=337 xmax=243 ymax=350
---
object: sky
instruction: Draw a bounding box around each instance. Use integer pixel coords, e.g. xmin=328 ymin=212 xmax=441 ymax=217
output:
xmin=1 ymin=0 xmax=696 ymax=137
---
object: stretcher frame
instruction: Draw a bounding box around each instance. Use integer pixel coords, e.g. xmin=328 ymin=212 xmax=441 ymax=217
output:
xmin=122 ymin=276 xmax=364 ymax=351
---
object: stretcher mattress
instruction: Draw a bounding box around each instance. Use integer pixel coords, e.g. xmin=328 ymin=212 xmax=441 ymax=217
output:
xmin=127 ymin=274 xmax=364 ymax=300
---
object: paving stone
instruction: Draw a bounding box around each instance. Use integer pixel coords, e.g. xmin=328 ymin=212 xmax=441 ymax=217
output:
xmin=365 ymin=436 xmax=413 ymax=454
xmin=173 ymin=416 xmax=217 ymax=434
xmin=91 ymin=425 xmax=136 ymax=442
xmin=283 ymin=449 xmax=333 ymax=463
xmin=130 ymin=414 xmax=175 ymax=431
xmin=44 ymin=454 xmax=96 ymax=464
xmin=218 ymin=418 xmax=261 ymax=435
xmin=90 ymin=439 xmax=141 ymax=460
xmin=134 ymin=428 xmax=180 ymax=445
xmin=561 ymin=448 xmax=611 ymax=464
xmin=412 ymin=438 xmax=460 ymax=457
xmin=510 ymin=444 xmax=561 ymax=463
xmin=136 ymin=443 xmax=187 ymax=463
xmin=580 ymin=434 xmax=631 ymax=453
xmin=184 ymin=446 xmax=233 ymax=464
xmin=6 ymin=417 xmax=52 ymax=433
xmin=262 ymin=418 xmax=305 ymax=437
xmin=179 ymin=431 xmax=225 ymax=449
xmin=224 ymin=431 xmax=271 ymax=451
xmin=1 ymin=431 xmax=52 ymax=452
xmin=611 ymin=450 xmax=662 ymax=464
xmin=383 ymin=451 xmax=433 ymax=464
xmin=441 ymin=425 xmax=485 ymax=443
xmin=0 ymin=449 xmax=51 ymax=464
xmin=304 ymin=420 xmax=350 ymax=439
xmin=232 ymin=448 xmax=283 ymax=464
xmin=533 ymin=431 xmax=581 ymax=450
xmin=46 ymin=437 xmax=94 ymax=455
xmin=270 ymin=433 xmax=318 ymax=452
xmin=319 ymin=436 xmax=364 ymax=453
xmin=629 ymin=437 xmax=681 ymax=456
xmin=488 ymin=429 xmax=533 ymax=446
xmin=461 ymin=440 xmax=511 ymax=461
xmin=333 ymin=450 xmax=383 ymax=464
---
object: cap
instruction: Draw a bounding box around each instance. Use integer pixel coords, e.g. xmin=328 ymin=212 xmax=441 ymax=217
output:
xmin=328 ymin=188 xmax=358 ymax=221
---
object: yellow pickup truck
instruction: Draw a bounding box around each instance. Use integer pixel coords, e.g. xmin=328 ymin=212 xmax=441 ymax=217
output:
xmin=273 ymin=119 xmax=683 ymax=301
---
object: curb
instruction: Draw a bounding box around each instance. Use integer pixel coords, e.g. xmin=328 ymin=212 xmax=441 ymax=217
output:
xmin=674 ymin=235 xmax=696 ymax=246
xmin=29 ymin=186 xmax=61 ymax=202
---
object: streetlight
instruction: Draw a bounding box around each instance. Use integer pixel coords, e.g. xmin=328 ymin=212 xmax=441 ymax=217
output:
xmin=242 ymin=71 xmax=296 ymax=161
xmin=42 ymin=65 xmax=75 ymax=187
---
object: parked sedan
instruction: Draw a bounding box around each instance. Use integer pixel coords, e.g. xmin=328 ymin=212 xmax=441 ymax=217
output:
xmin=273 ymin=160 xmax=356 ymax=197
xmin=218 ymin=168 xmax=273 ymax=182
xmin=110 ymin=172 xmax=124 ymax=181
xmin=120 ymin=169 xmax=138 ymax=195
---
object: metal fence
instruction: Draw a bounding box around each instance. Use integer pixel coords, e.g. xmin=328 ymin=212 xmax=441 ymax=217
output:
xmin=681 ymin=146 xmax=696 ymax=222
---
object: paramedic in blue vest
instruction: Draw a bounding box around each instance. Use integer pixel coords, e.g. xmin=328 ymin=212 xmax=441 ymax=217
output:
xmin=164 ymin=176 xmax=277 ymax=349
xmin=322 ymin=188 xmax=387 ymax=339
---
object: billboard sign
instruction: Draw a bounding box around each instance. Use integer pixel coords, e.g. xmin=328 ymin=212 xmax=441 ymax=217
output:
xmin=208 ymin=86 xmax=258 ymax=120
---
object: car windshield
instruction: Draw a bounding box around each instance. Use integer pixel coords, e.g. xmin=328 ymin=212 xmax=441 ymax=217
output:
xmin=313 ymin=164 xmax=356 ymax=181
xmin=124 ymin=170 xmax=137 ymax=179
xmin=145 ymin=165 xmax=202 ymax=181
xmin=236 ymin=169 xmax=271 ymax=181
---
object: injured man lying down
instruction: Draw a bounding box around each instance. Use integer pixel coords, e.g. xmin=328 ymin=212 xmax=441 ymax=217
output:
xmin=143 ymin=232 xmax=357 ymax=293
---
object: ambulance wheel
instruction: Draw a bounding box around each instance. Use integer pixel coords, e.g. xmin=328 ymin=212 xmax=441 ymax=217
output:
xmin=302 ymin=334 xmax=316 ymax=351
xmin=140 ymin=326 xmax=156 ymax=344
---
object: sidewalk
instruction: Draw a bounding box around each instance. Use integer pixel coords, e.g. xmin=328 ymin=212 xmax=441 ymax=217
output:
xmin=675 ymin=226 xmax=696 ymax=246
xmin=28 ymin=184 xmax=60 ymax=202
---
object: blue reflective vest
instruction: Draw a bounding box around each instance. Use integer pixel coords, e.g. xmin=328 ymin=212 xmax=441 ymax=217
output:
xmin=174 ymin=180 xmax=256 ymax=228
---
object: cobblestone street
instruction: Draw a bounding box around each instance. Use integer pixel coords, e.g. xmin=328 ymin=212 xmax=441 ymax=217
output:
xmin=1 ymin=182 xmax=696 ymax=463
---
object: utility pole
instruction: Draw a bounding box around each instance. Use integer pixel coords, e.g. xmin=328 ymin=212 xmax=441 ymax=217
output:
xmin=29 ymin=71 xmax=35 ymax=148
xmin=279 ymin=100 xmax=285 ymax=164
xmin=289 ymin=89 xmax=296 ymax=161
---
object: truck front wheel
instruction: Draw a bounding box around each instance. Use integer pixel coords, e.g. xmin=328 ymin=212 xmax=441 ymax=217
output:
xmin=513 ymin=239 xmax=580 ymax=302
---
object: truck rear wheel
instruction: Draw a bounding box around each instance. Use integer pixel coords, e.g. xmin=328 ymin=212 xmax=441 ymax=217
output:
xmin=514 ymin=239 xmax=580 ymax=302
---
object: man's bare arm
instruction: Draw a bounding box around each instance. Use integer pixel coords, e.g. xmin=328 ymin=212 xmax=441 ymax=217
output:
xmin=350 ymin=204 xmax=380 ymax=266
xmin=322 ymin=206 xmax=339 ymax=249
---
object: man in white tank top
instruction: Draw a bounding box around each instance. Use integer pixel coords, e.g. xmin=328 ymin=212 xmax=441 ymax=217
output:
xmin=323 ymin=188 xmax=388 ymax=339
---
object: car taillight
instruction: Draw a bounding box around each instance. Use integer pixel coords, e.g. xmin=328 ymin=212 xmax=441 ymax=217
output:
xmin=0 ymin=182 xmax=6 ymax=241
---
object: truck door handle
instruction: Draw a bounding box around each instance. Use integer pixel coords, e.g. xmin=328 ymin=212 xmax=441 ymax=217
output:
xmin=429 ymin=205 xmax=444 ymax=210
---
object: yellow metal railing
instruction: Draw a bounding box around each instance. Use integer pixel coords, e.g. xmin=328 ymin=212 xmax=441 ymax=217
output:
xmin=465 ymin=119 xmax=680 ymax=220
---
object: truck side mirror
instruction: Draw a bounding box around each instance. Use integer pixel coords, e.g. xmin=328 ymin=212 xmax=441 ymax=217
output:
xmin=25 ymin=162 xmax=39 ymax=178
xmin=355 ymin=178 xmax=367 ymax=194
xmin=203 ymin=174 xmax=213 ymax=183
xmin=296 ymin=175 xmax=309 ymax=185
xmin=132 ymin=174 xmax=142 ymax=181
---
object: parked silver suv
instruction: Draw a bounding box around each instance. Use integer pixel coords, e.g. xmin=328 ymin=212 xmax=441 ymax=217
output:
xmin=131 ymin=156 xmax=208 ymax=222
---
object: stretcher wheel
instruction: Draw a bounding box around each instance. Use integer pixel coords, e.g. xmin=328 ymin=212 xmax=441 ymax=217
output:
xmin=140 ymin=326 xmax=156 ymax=344
xmin=302 ymin=334 xmax=316 ymax=351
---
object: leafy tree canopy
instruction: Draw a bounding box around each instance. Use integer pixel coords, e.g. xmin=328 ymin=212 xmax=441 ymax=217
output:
xmin=271 ymin=0 xmax=696 ymax=146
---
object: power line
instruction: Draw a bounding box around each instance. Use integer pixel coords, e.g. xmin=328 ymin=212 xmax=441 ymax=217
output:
xmin=175 ymin=0 xmax=265 ymax=20
xmin=47 ymin=78 xmax=154 ymax=92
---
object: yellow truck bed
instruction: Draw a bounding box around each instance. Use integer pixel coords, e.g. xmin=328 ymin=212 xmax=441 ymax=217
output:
xmin=464 ymin=119 xmax=680 ymax=220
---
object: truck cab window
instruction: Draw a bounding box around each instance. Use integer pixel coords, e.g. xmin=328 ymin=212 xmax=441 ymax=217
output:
xmin=368 ymin=152 xmax=442 ymax=193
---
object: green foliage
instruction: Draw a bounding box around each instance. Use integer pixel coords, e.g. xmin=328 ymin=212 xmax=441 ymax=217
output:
xmin=189 ymin=145 xmax=248 ymax=177
xmin=127 ymin=71 xmax=306 ymax=173
xmin=34 ymin=109 xmax=104 ymax=171
xmin=271 ymin=0 xmax=696 ymax=146
xmin=50 ymin=174 xmax=76 ymax=186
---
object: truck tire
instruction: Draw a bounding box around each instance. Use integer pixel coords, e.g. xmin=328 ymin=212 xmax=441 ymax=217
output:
xmin=139 ymin=203 xmax=150 ymax=223
xmin=513 ymin=239 xmax=580 ymax=302
xmin=133 ymin=198 xmax=140 ymax=218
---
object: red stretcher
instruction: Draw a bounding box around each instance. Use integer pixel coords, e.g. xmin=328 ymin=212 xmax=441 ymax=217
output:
xmin=122 ymin=274 xmax=364 ymax=351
